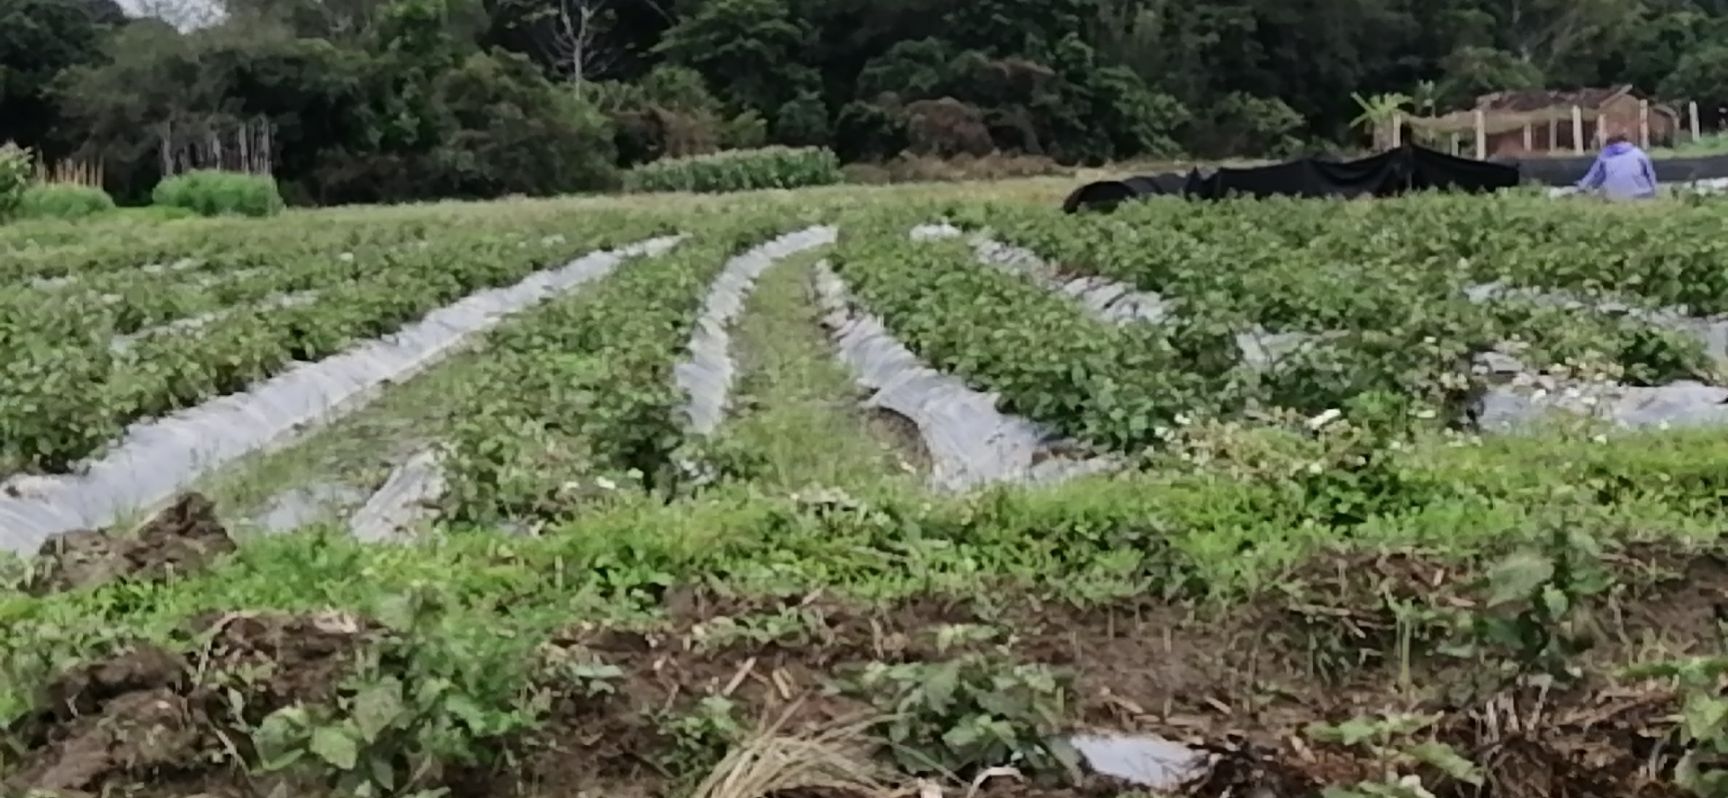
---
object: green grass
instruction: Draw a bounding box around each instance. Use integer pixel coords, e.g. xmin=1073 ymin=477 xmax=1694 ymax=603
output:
xmin=1649 ymin=131 xmax=1728 ymax=158
xmin=703 ymin=253 xmax=925 ymax=494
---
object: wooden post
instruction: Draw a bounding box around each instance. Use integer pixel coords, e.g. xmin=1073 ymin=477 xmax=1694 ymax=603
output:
xmin=1692 ymin=101 xmax=1703 ymax=142
xmin=1572 ymin=106 xmax=1585 ymax=154
xmin=1450 ymin=132 xmax=1460 ymax=155
xmin=1548 ymin=120 xmax=1558 ymax=152
xmin=1522 ymin=123 xmax=1533 ymax=153
xmin=1391 ymin=111 xmax=1403 ymax=148
xmin=1640 ymin=99 xmax=1651 ymax=148
xmin=1474 ymin=109 xmax=1487 ymax=158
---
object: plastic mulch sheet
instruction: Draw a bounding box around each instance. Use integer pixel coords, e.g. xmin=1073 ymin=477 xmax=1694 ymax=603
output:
xmin=347 ymin=449 xmax=447 ymax=543
xmin=1465 ymin=280 xmax=1728 ymax=429
xmin=676 ymin=226 xmax=839 ymax=435
xmin=813 ymin=262 xmax=1111 ymax=492
xmin=0 ymin=236 xmax=682 ymax=555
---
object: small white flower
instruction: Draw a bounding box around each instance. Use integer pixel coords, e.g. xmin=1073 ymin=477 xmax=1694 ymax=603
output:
xmin=1306 ymin=462 xmax=1324 ymax=474
xmin=595 ymin=476 xmax=618 ymax=491
xmin=1414 ymin=408 xmax=1437 ymax=419
xmin=338 ymin=252 xmax=355 ymax=263
xmin=1591 ymin=434 xmax=1609 ymax=445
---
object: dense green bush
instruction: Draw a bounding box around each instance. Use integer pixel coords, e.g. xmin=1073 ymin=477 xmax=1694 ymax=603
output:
xmin=151 ymin=171 xmax=285 ymax=217
xmin=17 ymin=184 xmax=116 ymax=219
xmin=623 ymin=147 xmax=842 ymax=193
xmin=0 ymin=143 xmax=31 ymax=219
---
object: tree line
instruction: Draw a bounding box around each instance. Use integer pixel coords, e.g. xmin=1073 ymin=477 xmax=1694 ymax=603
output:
xmin=5 ymin=0 xmax=1728 ymax=205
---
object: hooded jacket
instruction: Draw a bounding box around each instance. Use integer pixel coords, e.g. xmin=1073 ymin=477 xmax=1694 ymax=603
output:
xmin=1577 ymin=141 xmax=1658 ymax=199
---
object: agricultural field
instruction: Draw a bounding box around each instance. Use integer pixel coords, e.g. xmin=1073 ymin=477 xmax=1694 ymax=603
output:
xmin=7 ymin=183 xmax=1728 ymax=798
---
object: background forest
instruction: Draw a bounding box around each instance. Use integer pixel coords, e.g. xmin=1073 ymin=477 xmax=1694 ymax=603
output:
xmin=7 ymin=0 xmax=1728 ymax=205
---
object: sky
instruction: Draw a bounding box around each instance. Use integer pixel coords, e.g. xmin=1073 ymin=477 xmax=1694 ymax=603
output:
xmin=116 ymin=0 xmax=224 ymax=29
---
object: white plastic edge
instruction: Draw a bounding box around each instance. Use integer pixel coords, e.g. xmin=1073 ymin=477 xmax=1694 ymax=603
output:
xmin=676 ymin=225 xmax=839 ymax=435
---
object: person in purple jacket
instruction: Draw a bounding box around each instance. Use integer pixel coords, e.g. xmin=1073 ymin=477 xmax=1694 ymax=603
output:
xmin=1576 ymin=133 xmax=1658 ymax=200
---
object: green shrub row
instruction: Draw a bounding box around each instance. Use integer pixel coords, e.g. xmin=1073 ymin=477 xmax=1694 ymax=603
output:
xmin=624 ymin=146 xmax=842 ymax=194
xmin=17 ymin=184 xmax=116 ymax=220
xmin=151 ymin=170 xmax=285 ymax=218
xmin=0 ymin=154 xmax=278 ymax=223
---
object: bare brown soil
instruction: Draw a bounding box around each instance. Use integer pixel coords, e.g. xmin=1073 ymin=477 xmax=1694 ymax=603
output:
xmin=30 ymin=493 xmax=234 ymax=593
xmin=4 ymin=613 xmax=374 ymax=797
xmin=6 ymin=543 xmax=1724 ymax=798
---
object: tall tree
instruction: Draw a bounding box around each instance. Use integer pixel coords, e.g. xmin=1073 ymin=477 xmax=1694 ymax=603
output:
xmin=0 ymin=0 xmax=126 ymax=152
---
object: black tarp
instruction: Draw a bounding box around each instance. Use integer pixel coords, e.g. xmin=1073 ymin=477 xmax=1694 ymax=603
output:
xmin=1501 ymin=152 xmax=1728 ymax=186
xmin=1063 ymin=144 xmax=1522 ymax=212
xmin=1059 ymin=173 xmax=1194 ymax=213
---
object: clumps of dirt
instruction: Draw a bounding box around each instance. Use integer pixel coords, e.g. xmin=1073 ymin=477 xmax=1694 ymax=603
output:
xmin=627 ymin=570 xmax=1708 ymax=798
xmin=1185 ymin=678 xmax=1687 ymax=798
xmin=3 ymin=644 xmax=209 ymax=794
xmin=30 ymin=493 xmax=235 ymax=593
xmin=3 ymin=612 xmax=372 ymax=798
xmin=197 ymin=611 xmax=378 ymax=717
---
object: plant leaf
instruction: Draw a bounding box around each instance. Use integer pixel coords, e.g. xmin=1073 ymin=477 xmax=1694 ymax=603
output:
xmin=310 ymin=725 xmax=360 ymax=771
xmin=1405 ymin=741 xmax=1483 ymax=786
xmin=352 ymin=678 xmax=405 ymax=744
xmin=1486 ymin=551 xmax=1554 ymax=607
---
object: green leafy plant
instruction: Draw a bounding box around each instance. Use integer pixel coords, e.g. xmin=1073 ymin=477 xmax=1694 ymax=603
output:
xmin=253 ymin=677 xmax=443 ymax=797
xmin=248 ymin=589 xmax=548 ymax=795
xmin=1625 ymin=656 xmax=1728 ymax=796
xmin=1440 ymin=527 xmax=1611 ymax=679
xmin=691 ymin=606 xmax=829 ymax=651
xmin=538 ymin=643 xmax=625 ymax=697
xmin=658 ymin=695 xmax=745 ymax=785
xmin=1307 ymin=712 xmax=1482 ymax=797
xmin=844 ymin=654 xmax=1079 ymax=780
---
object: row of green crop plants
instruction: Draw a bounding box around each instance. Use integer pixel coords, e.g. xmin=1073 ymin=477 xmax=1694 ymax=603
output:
xmin=977 ymin=194 xmax=1728 ymax=321
xmin=982 ymin=198 xmax=1719 ymax=379
xmin=440 ymin=211 xmax=801 ymax=526
xmin=829 ymin=207 xmax=1712 ymax=454
xmin=0 ymin=210 xmax=678 ymax=477
xmin=3 ymin=213 xmax=442 ymax=285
